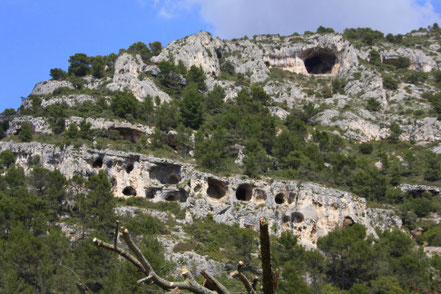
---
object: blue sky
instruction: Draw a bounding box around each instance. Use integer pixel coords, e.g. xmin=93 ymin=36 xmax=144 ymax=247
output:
xmin=1 ymin=0 xmax=441 ymax=112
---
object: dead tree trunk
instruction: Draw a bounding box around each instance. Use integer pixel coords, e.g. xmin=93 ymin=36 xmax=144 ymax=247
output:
xmin=93 ymin=217 xmax=277 ymax=294
xmin=259 ymin=217 xmax=274 ymax=294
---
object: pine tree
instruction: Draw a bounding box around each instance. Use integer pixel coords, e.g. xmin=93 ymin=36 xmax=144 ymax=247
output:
xmin=180 ymin=83 xmax=203 ymax=130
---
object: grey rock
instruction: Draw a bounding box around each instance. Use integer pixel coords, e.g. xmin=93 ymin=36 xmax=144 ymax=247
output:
xmin=107 ymin=53 xmax=171 ymax=103
xmin=31 ymin=80 xmax=73 ymax=95
xmin=0 ymin=141 xmax=401 ymax=248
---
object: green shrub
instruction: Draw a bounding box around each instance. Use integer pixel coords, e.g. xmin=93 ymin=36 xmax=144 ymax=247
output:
xmin=383 ymin=74 xmax=398 ymax=90
xmin=366 ymin=98 xmax=381 ymax=112
xmin=359 ymin=143 xmax=373 ymax=154
xmin=18 ymin=122 xmax=32 ymax=142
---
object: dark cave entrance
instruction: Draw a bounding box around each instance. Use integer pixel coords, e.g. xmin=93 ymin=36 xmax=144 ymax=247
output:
xmin=292 ymin=212 xmax=305 ymax=224
xmin=302 ymin=49 xmax=337 ymax=74
xmin=123 ymin=186 xmax=137 ymax=196
xmin=207 ymin=178 xmax=227 ymax=200
xmin=236 ymin=184 xmax=252 ymax=201
xmin=275 ymin=193 xmax=285 ymax=204
xmin=149 ymin=164 xmax=181 ymax=185
xmin=165 ymin=189 xmax=188 ymax=203
xmin=92 ymin=157 xmax=103 ymax=168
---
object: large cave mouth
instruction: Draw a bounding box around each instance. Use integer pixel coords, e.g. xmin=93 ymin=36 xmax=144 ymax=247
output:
xmin=149 ymin=164 xmax=181 ymax=185
xmin=302 ymin=49 xmax=337 ymax=74
xmin=236 ymin=184 xmax=252 ymax=201
xmin=207 ymin=178 xmax=227 ymax=200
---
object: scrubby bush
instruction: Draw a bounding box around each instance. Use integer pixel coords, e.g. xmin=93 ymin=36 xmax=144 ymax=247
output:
xmin=366 ymin=98 xmax=381 ymax=112
xmin=359 ymin=143 xmax=373 ymax=154
xmin=18 ymin=122 xmax=32 ymax=142
xmin=383 ymin=74 xmax=398 ymax=90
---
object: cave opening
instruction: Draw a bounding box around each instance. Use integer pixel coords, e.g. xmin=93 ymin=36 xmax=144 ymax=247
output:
xmin=207 ymin=178 xmax=226 ymax=199
xmin=145 ymin=187 xmax=160 ymax=199
xmin=303 ymin=50 xmax=337 ymax=74
xmin=343 ymin=216 xmax=355 ymax=227
xmin=165 ymin=189 xmax=188 ymax=202
xmin=292 ymin=212 xmax=304 ymax=223
xmin=92 ymin=158 xmax=103 ymax=168
xmin=149 ymin=164 xmax=181 ymax=185
xmin=275 ymin=193 xmax=285 ymax=204
xmin=167 ymin=173 xmax=180 ymax=184
xmin=236 ymin=184 xmax=252 ymax=201
xmin=126 ymin=163 xmax=134 ymax=174
xmin=122 ymin=186 xmax=137 ymax=196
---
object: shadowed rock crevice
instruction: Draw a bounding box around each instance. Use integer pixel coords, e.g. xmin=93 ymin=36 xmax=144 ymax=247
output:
xmin=164 ymin=189 xmax=188 ymax=202
xmin=122 ymin=186 xmax=137 ymax=196
xmin=145 ymin=187 xmax=160 ymax=199
xmin=343 ymin=216 xmax=355 ymax=227
xmin=292 ymin=212 xmax=304 ymax=223
xmin=126 ymin=163 xmax=134 ymax=173
xmin=301 ymin=48 xmax=337 ymax=74
xmin=149 ymin=164 xmax=181 ymax=184
xmin=275 ymin=193 xmax=285 ymax=204
xmin=92 ymin=157 xmax=103 ymax=168
xmin=236 ymin=184 xmax=252 ymax=201
xmin=111 ymin=127 xmax=143 ymax=143
xmin=206 ymin=178 xmax=227 ymax=199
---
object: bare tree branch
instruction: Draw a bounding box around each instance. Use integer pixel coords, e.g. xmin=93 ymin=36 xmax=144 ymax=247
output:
xmin=93 ymin=238 xmax=145 ymax=273
xmin=259 ymin=217 xmax=274 ymax=294
xmin=230 ymin=261 xmax=257 ymax=294
xmin=252 ymin=276 xmax=259 ymax=291
xmin=200 ymin=270 xmax=230 ymax=294
xmin=94 ymin=223 xmax=220 ymax=294
xmin=58 ymin=263 xmax=91 ymax=293
xmin=113 ymin=220 xmax=119 ymax=249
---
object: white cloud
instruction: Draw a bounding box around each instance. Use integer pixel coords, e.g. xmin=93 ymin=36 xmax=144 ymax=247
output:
xmin=152 ymin=0 xmax=441 ymax=38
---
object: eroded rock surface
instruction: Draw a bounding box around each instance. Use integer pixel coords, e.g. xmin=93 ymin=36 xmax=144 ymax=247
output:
xmin=0 ymin=141 xmax=401 ymax=248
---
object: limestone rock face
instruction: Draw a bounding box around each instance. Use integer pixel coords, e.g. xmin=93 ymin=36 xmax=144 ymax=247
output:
xmin=31 ymin=80 xmax=73 ymax=95
xmin=21 ymin=94 xmax=100 ymax=109
xmin=381 ymin=47 xmax=436 ymax=72
xmin=6 ymin=116 xmax=52 ymax=136
xmin=6 ymin=116 xmax=154 ymax=140
xmin=262 ymin=34 xmax=358 ymax=77
xmin=313 ymin=110 xmax=390 ymax=142
xmin=0 ymin=141 xmax=401 ymax=248
xmin=152 ymin=31 xmax=224 ymax=76
xmin=153 ymin=33 xmax=358 ymax=84
xmin=107 ymin=53 xmax=171 ymax=102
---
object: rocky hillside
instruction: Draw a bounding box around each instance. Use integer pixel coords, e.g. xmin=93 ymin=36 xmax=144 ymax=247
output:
xmin=1 ymin=26 xmax=441 ymax=293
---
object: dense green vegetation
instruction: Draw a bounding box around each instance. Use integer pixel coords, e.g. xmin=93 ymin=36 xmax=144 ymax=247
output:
xmin=3 ymin=155 xmax=436 ymax=294
xmin=0 ymin=152 xmax=174 ymax=293
xmin=2 ymin=24 xmax=441 ymax=293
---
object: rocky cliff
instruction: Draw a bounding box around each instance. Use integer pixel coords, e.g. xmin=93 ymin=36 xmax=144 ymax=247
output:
xmin=0 ymin=141 xmax=400 ymax=248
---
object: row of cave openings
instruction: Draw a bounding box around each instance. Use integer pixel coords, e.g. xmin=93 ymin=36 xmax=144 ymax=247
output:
xmin=205 ymin=180 xmax=298 ymax=205
xmin=92 ymin=157 xmax=183 ymax=199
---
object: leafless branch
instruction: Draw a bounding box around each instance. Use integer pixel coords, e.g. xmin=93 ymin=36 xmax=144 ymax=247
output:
xmin=230 ymin=261 xmax=257 ymax=294
xmin=94 ymin=223 xmax=221 ymax=294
